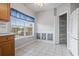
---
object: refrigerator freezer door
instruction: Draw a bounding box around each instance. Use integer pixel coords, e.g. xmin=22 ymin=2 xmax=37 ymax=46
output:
xmin=71 ymin=8 xmax=79 ymax=39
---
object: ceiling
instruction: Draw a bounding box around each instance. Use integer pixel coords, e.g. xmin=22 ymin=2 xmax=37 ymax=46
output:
xmin=24 ymin=3 xmax=64 ymax=13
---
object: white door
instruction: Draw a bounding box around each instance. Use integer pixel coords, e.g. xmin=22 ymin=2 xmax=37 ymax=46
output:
xmin=70 ymin=8 xmax=79 ymax=56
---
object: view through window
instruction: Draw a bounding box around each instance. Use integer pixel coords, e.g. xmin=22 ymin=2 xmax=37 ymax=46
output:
xmin=11 ymin=8 xmax=35 ymax=38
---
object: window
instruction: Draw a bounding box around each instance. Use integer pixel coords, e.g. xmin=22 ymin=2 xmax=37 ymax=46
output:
xmin=25 ymin=22 xmax=34 ymax=36
xmin=11 ymin=8 xmax=35 ymax=38
xmin=16 ymin=12 xmax=20 ymax=18
xmin=11 ymin=10 xmax=17 ymax=17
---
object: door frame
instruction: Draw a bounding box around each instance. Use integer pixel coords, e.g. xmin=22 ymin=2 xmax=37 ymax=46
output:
xmin=59 ymin=13 xmax=67 ymax=44
xmin=58 ymin=10 xmax=69 ymax=48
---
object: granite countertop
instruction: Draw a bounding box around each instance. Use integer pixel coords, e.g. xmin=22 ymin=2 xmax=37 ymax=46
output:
xmin=0 ymin=33 xmax=15 ymax=36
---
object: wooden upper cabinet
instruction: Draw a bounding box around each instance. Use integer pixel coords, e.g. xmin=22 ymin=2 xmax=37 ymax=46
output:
xmin=0 ymin=3 xmax=10 ymax=22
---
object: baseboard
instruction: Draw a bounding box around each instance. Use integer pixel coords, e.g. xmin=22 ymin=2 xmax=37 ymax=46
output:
xmin=68 ymin=49 xmax=74 ymax=56
xmin=37 ymin=39 xmax=54 ymax=44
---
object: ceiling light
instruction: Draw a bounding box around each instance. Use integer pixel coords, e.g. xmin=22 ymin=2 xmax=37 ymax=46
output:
xmin=35 ymin=0 xmax=44 ymax=7
xmin=35 ymin=3 xmax=44 ymax=7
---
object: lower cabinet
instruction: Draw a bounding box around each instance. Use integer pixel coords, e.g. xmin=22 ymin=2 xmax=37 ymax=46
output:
xmin=0 ymin=35 xmax=15 ymax=56
xmin=1 ymin=41 xmax=15 ymax=56
xmin=0 ymin=48 xmax=1 ymax=55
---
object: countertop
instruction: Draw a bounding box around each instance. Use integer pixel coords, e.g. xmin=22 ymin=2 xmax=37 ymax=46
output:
xmin=0 ymin=33 xmax=15 ymax=36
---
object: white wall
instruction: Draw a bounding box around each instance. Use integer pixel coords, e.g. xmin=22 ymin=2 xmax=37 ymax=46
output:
xmin=36 ymin=9 xmax=55 ymax=33
xmin=36 ymin=9 xmax=55 ymax=42
xmin=70 ymin=3 xmax=79 ymax=13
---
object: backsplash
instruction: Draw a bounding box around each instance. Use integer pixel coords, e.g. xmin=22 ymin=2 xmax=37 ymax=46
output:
xmin=0 ymin=22 xmax=10 ymax=33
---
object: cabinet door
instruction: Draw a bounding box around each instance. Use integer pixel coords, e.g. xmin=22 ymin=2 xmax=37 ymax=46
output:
xmin=0 ymin=3 xmax=10 ymax=22
xmin=0 ymin=48 xmax=2 ymax=55
xmin=2 ymin=41 xmax=15 ymax=56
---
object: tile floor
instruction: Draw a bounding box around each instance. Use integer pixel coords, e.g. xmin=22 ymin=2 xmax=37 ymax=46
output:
xmin=15 ymin=40 xmax=72 ymax=56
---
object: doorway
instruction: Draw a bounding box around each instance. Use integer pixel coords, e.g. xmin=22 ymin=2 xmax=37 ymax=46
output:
xmin=59 ymin=13 xmax=67 ymax=45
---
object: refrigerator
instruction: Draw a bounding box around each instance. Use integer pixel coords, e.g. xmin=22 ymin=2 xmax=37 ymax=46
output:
xmin=70 ymin=8 xmax=79 ymax=56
